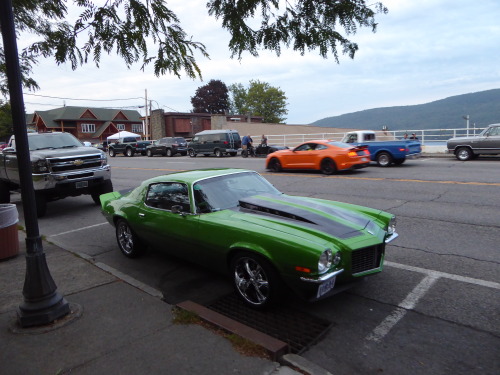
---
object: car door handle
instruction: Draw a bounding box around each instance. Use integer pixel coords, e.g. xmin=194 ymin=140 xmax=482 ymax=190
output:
xmin=138 ymin=213 xmax=145 ymax=217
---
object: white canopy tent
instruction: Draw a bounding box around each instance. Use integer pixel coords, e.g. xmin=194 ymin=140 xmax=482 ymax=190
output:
xmin=106 ymin=131 xmax=141 ymax=142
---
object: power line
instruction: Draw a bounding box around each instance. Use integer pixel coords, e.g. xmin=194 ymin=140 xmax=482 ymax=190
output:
xmin=23 ymin=93 xmax=144 ymax=101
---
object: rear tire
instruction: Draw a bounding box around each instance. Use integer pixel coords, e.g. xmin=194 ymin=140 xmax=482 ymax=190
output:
xmin=376 ymin=152 xmax=392 ymax=167
xmin=215 ymin=149 xmax=223 ymax=157
xmin=188 ymin=149 xmax=196 ymax=157
xmin=320 ymin=158 xmax=337 ymax=175
xmin=126 ymin=148 xmax=134 ymax=157
xmin=166 ymin=148 xmax=173 ymax=157
xmin=147 ymin=149 xmax=153 ymax=157
xmin=109 ymin=148 xmax=116 ymax=157
xmin=116 ymin=219 xmax=145 ymax=258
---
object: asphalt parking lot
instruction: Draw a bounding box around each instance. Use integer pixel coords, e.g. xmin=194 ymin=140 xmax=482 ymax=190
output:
xmin=14 ymin=154 xmax=500 ymax=375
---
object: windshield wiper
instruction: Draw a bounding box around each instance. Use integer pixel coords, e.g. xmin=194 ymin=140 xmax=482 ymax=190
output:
xmin=59 ymin=145 xmax=78 ymax=148
xmin=33 ymin=147 xmax=55 ymax=150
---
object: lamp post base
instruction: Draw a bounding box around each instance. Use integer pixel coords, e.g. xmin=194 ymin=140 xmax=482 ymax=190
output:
xmin=16 ymin=249 xmax=70 ymax=328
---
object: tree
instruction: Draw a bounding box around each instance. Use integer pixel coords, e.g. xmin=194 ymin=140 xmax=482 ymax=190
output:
xmin=191 ymin=79 xmax=230 ymax=114
xmin=0 ymin=100 xmax=13 ymax=140
xmin=1 ymin=0 xmax=388 ymax=96
xmin=229 ymin=80 xmax=288 ymax=123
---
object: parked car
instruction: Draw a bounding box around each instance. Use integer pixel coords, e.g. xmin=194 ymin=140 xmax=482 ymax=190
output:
xmin=146 ymin=137 xmax=188 ymax=157
xmin=242 ymin=144 xmax=289 ymax=158
xmin=108 ymin=137 xmax=151 ymax=157
xmin=100 ymin=168 xmax=397 ymax=308
xmin=188 ymin=130 xmax=241 ymax=157
xmin=266 ymin=140 xmax=370 ymax=174
xmin=446 ymin=123 xmax=500 ymax=161
xmin=342 ymin=131 xmax=422 ymax=167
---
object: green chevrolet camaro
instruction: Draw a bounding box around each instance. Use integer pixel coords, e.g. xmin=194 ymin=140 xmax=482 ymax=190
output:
xmin=100 ymin=169 xmax=398 ymax=308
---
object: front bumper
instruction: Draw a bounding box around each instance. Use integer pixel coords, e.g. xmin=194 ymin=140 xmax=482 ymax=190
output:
xmin=33 ymin=165 xmax=111 ymax=192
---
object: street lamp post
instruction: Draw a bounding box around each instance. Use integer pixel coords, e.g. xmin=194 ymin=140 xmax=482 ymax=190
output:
xmin=463 ymin=115 xmax=470 ymax=137
xmin=0 ymin=0 xmax=69 ymax=327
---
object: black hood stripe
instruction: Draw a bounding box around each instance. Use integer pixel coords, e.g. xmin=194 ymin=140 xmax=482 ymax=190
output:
xmin=239 ymin=194 xmax=363 ymax=239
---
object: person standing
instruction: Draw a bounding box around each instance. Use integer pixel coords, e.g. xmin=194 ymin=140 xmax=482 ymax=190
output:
xmin=261 ymin=134 xmax=268 ymax=146
xmin=242 ymin=134 xmax=254 ymax=156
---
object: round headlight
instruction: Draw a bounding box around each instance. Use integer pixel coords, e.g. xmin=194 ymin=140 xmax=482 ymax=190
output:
xmin=388 ymin=216 xmax=396 ymax=235
xmin=318 ymin=249 xmax=333 ymax=273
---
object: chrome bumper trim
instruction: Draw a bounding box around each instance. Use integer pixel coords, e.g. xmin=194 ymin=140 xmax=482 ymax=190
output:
xmin=300 ymin=268 xmax=344 ymax=284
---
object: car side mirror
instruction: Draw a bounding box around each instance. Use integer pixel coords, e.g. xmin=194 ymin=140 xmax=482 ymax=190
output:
xmin=2 ymin=147 xmax=16 ymax=153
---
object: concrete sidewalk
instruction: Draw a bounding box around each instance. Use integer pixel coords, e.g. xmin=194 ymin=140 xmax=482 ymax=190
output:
xmin=0 ymin=232 xmax=329 ymax=375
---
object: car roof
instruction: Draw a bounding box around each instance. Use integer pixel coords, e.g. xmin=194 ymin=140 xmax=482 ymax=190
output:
xmin=143 ymin=168 xmax=254 ymax=185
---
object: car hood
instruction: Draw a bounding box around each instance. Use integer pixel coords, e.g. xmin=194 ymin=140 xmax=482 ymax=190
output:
xmin=232 ymin=194 xmax=384 ymax=245
xmin=30 ymin=146 xmax=104 ymax=160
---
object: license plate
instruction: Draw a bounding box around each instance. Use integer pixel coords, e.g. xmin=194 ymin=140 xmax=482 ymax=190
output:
xmin=317 ymin=276 xmax=336 ymax=298
xmin=76 ymin=181 xmax=88 ymax=189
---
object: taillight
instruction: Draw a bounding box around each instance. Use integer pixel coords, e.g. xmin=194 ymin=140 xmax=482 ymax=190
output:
xmin=223 ymin=141 xmax=228 ymax=144
xmin=348 ymin=151 xmax=357 ymax=157
xmin=364 ymin=149 xmax=370 ymax=155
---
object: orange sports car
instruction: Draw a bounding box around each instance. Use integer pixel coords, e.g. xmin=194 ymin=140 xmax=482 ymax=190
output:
xmin=266 ymin=140 xmax=370 ymax=174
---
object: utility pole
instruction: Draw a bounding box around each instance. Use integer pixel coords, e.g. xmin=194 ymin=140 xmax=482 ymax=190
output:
xmin=463 ymin=115 xmax=470 ymax=137
xmin=144 ymin=89 xmax=149 ymax=140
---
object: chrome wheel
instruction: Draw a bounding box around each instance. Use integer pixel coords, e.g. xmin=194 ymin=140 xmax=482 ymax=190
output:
xmin=147 ymin=149 xmax=153 ymax=157
xmin=166 ymin=148 xmax=172 ymax=157
xmin=231 ymin=255 xmax=274 ymax=307
xmin=116 ymin=220 xmax=143 ymax=258
xmin=376 ymin=152 xmax=392 ymax=167
xmin=188 ymin=149 xmax=196 ymax=157
xmin=456 ymin=147 xmax=472 ymax=161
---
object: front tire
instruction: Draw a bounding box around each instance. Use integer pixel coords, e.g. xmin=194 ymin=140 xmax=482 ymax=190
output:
xmin=215 ymin=149 xmax=223 ymax=157
xmin=268 ymin=158 xmax=282 ymax=172
xmin=116 ymin=219 xmax=144 ymax=258
xmin=456 ymin=147 xmax=473 ymax=161
xmin=109 ymin=148 xmax=116 ymax=157
xmin=90 ymin=180 xmax=113 ymax=205
xmin=230 ymin=252 xmax=279 ymax=309
xmin=0 ymin=180 xmax=10 ymax=203
xmin=320 ymin=158 xmax=337 ymax=175
xmin=147 ymin=149 xmax=153 ymax=157
xmin=166 ymin=148 xmax=173 ymax=157
xmin=188 ymin=149 xmax=196 ymax=157
xmin=376 ymin=152 xmax=392 ymax=167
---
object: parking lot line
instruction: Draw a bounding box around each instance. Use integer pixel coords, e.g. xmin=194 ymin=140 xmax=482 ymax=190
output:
xmin=49 ymin=222 xmax=109 ymax=237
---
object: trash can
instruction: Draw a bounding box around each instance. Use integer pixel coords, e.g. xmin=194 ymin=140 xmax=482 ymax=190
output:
xmin=0 ymin=204 xmax=19 ymax=260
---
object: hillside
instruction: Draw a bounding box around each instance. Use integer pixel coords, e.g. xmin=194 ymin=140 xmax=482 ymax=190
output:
xmin=312 ymin=89 xmax=500 ymax=130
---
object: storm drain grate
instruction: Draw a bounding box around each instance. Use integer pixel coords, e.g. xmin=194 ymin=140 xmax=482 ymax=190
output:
xmin=207 ymin=294 xmax=333 ymax=354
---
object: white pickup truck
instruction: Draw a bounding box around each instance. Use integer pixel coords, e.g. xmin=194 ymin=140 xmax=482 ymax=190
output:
xmin=0 ymin=132 xmax=112 ymax=217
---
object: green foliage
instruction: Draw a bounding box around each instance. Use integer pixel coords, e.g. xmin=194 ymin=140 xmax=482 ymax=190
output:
xmin=191 ymin=79 xmax=230 ymax=114
xmin=229 ymin=80 xmax=288 ymax=123
xmin=207 ymin=0 xmax=387 ymax=59
xmin=1 ymin=1 xmax=387 ymax=96
xmin=0 ymin=101 xmax=13 ymax=140
xmin=312 ymin=89 xmax=500 ymax=130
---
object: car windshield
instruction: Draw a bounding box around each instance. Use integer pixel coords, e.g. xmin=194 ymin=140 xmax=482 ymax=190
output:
xmin=28 ymin=133 xmax=83 ymax=151
xmin=193 ymin=171 xmax=281 ymax=212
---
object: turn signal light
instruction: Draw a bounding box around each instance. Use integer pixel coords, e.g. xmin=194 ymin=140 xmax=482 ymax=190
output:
xmin=295 ymin=266 xmax=311 ymax=273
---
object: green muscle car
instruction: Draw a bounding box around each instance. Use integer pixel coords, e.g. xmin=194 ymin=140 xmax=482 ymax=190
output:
xmin=100 ymin=169 xmax=398 ymax=308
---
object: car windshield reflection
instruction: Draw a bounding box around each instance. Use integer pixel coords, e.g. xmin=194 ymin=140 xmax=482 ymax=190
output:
xmin=193 ymin=171 xmax=281 ymax=212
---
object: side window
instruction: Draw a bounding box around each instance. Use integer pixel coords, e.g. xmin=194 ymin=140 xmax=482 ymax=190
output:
xmin=315 ymin=144 xmax=328 ymax=150
xmin=145 ymin=182 xmax=191 ymax=212
xmin=295 ymin=143 xmax=314 ymax=151
xmin=365 ymin=133 xmax=375 ymax=141
xmin=346 ymin=134 xmax=357 ymax=143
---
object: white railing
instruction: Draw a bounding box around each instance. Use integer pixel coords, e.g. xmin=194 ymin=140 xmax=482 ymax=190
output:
xmin=261 ymin=127 xmax=485 ymax=148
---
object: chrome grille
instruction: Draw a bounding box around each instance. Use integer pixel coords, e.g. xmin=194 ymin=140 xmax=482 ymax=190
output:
xmin=351 ymin=244 xmax=384 ymax=275
xmin=47 ymin=154 xmax=102 ymax=173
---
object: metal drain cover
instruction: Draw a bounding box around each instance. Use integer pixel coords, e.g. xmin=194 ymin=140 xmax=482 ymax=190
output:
xmin=207 ymin=294 xmax=333 ymax=354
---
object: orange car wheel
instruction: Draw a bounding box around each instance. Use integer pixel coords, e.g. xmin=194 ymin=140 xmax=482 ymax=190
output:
xmin=268 ymin=158 xmax=282 ymax=172
xmin=320 ymin=158 xmax=337 ymax=175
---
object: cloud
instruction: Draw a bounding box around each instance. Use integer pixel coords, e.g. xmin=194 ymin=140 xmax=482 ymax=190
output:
xmin=20 ymin=0 xmax=500 ymax=124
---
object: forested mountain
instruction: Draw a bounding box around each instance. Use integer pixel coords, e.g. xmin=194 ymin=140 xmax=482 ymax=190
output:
xmin=312 ymin=89 xmax=500 ymax=130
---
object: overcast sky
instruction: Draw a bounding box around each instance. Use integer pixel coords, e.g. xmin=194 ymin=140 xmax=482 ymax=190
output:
xmin=20 ymin=0 xmax=500 ymax=125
